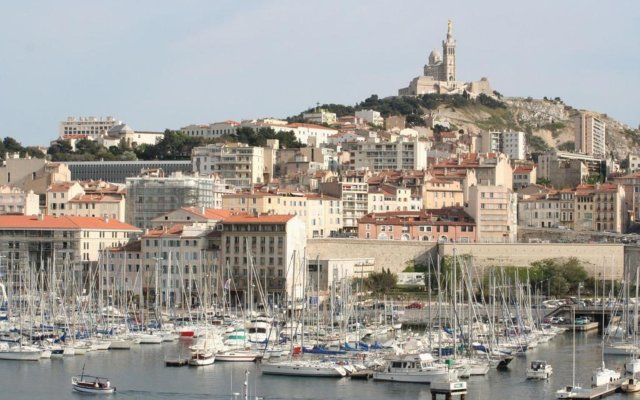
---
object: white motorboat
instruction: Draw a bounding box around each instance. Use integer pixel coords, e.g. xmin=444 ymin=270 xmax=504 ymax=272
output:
xmin=137 ymin=333 xmax=163 ymax=344
xmin=526 ymin=360 xmax=553 ymax=379
xmin=260 ymin=360 xmax=348 ymax=377
xmin=188 ymin=349 xmax=215 ymax=366
xmin=621 ymin=377 xmax=640 ymax=393
xmin=591 ymin=362 xmax=620 ymax=387
xmin=71 ymin=374 xmax=115 ymax=394
xmin=373 ymin=353 xmax=449 ymax=384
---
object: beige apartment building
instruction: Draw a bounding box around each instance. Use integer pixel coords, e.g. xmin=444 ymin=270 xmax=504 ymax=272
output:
xmin=0 ymin=215 xmax=140 ymax=292
xmin=319 ymin=172 xmax=370 ymax=233
xmin=220 ymin=214 xmax=306 ymax=305
xmin=573 ymin=183 xmax=626 ymax=233
xmin=367 ymin=184 xmax=422 ymax=212
xmin=47 ymin=181 xmax=85 ymax=216
xmin=575 ymin=113 xmax=606 ymax=158
xmin=0 ymin=155 xmax=71 ymax=194
xmin=351 ymin=137 xmax=429 ymax=171
xmin=192 ymin=143 xmax=264 ymax=188
xmin=614 ymin=172 xmax=640 ymax=222
xmin=422 ymin=178 xmax=464 ymax=209
xmin=465 ymin=184 xmax=517 ymax=243
xmin=222 ymin=191 xmax=342 ymax=238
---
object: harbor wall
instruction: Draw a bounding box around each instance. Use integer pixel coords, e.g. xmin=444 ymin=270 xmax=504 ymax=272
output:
xmin=307 ymin=239 xmax=630 ymax=279
xmin=440 ymin=243 xmax=625 ymax=279
xmin=307 ymin=239 xmax=438 ymax=274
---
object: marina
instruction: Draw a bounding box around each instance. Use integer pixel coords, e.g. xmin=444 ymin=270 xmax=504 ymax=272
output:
xmin=0 ymin=328 xmax=636 ymax=400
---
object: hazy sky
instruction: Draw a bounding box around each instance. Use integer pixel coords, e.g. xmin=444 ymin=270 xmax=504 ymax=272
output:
xmin=1 ymin=1 xmax=638 ymax=146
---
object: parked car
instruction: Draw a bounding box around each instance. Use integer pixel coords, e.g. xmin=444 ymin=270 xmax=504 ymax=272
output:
xmin=575 ymin=316 xmax=590 ymax=325
xmin=405 ymin=302 xmax=423 ymax=309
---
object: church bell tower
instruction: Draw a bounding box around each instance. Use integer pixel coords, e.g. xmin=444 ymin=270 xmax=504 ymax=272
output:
xmin=442 ymin=20 xmax=456 ymax=82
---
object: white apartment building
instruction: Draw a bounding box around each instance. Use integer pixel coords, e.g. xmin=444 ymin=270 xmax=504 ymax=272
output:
xmin=192 ymin=143 xmax=264 ymax=188
xmin=628 ymin=154 xmax=640 ymax=173
xmin=465 ymin=184 xmax=517 ymax=243
xmin=368 ymin=185 xmax=422 ymax=212
xmin=319 ymin=178 xmax=369 ymax=233
xmin=501 ymin=131 xmax=526 ymax=160
xmin=240 ymin=120 xmax=337 ymax=146
xmin=355 ymin=109 xmax=384 ymax=127
xmin=575 ymin=113 xmax=606 ymax=158
xmin=479 ymin=131 xmax=526 ymax=160
xmin=59 ymin=116 xmax=122 ymax=139
xmin=352 ymin=137 xmax=428 ymax=171
xmin=0 ymin=186 xmax=40 ymax=215
xmin=181 ymin=121 xmax=239 ymax=138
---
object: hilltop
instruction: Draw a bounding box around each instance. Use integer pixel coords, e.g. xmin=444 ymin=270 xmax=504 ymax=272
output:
xmin=294 ymin=94 xmax=640 ymax=160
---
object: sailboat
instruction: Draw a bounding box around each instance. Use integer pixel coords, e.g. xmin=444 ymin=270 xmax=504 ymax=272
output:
xmin=591 ymin=268 xmax=620 ymax=387
xmin=622 ymin=267 xmax=640 ymax=393
xmin=556 ymin=307 xmax=590 ymax=399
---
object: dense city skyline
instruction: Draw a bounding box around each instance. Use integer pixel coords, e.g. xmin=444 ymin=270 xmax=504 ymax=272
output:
xmin=1 ymin=0 xmax=638 ymax=145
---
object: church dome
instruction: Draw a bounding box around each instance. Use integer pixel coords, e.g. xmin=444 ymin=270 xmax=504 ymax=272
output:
xmin=428 ymin=50 xmax=442 ymax=65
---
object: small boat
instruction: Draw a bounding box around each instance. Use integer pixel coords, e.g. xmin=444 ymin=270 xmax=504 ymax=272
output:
xmin=71 ymin=374 xmax=115 ymax=394
xmin=188 ymin=349 xmax=215 ymax=366
xmin=216 ymin=349 xmax=260 ymax=362
xmin=526 ymin=360 xmax=553 ymax=380
xmin=622 ymin=377 xmax=640 ymax=393
xmin=260 ymin=359 xmax=348 ymax=377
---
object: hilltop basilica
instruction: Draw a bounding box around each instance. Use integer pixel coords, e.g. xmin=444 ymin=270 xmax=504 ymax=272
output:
xmin=399 ymin=21 xmax=493 ymax=98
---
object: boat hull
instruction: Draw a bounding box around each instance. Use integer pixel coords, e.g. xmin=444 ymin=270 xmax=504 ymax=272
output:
xmin=260 ymin=363 xmax=346 ymax=377
xmin=373 ymin=370 xmax=448 ymax=384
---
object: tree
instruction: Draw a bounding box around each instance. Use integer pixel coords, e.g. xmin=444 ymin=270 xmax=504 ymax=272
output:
xmin=48 ymin=140 xmax=73 ymax=160
xmin=364 ymin=269 xmax=397 ymax=295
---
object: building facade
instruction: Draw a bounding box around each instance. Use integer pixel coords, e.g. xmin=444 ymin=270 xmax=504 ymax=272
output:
xmin=465 ymin=184 xmax=518 ymax=243
xmin=575 ymin=113 xmax=606 ymax=158
xmin=357 ymin=208 xmax=476 ymax=243
xmin=65 ymin=160 xmax=192 ymax=183
xmin=351 ymin=137 xmax=428 ymax=171
xmin=126 ymin=172 xmax=227 ymax=229
xmin=0 ymin=186 xmax=40 ymax=215
xmin=59 ymin=116 xmax=121 ymax=139
xmin=192 ymin=143 xmax=264 ymax=188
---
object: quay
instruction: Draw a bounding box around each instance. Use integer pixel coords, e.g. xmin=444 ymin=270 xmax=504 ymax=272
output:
xmin=572 ymin=378 xmax=625 ymax=399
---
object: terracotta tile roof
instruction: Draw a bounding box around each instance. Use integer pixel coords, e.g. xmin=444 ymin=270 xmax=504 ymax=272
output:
xmin=179 ymin=207 xmax=235 ymax=220
xmin=359 ymin=207 xmax=474 ymax=226
xmin=222 ymin=214 xmax=295 ymax=224
xmin=68 ymin=194 xmax=123 ymax=203
xmin=286 ymin=123 xmax=336 ymax=131
xmin=142 ymin=224 xmax=185 ymax=237
xmin=0 ymin=215 xmax=140 ymax=231
xmin=513 ymin=165 xmax=535 ymax=173
xmin=48 ymin=181 xmax=80 ymax=192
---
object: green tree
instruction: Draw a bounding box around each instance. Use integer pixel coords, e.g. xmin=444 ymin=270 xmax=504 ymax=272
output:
xmin=364 ymin=269 xmax=397 ymax=294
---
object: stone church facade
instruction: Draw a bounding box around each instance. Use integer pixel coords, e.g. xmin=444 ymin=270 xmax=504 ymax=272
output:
xmin=399 ymin=21 xmax=493 ymax=98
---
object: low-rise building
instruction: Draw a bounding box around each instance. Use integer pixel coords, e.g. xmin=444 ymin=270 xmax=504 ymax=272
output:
xmin=181 ymin=121 xmax=239 ymax=138
xmin=355 ymin=109 xmax=384 ymax=127
xmin=513 ymin=165 xmax=537 ymax=190
xmin=518 ymin=192 xmax=561 ymax=228
xmin=358 ymin=208 xmax=476 ymax=242
xmin=0 ymin=186 xmax=40 ymax=215
xmin=573 ymin=183 xmax=626 ymax=233
xmin=302 ymin=110 xmax=337 ymax=125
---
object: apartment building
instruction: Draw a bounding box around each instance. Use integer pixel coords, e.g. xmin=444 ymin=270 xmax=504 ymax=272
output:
xmin=357 ymin=208 xmax=476 ymax=243
xmin=0 ymin=155 xmax=71 ymax=194
xmin=518 ymin=193 xmax=561 ymax=228
xmin=367 ymin=184 xmax=422 ymax=212
xmin=319 ymin=172 xmax=370 ymax=233
xmin=302 ymin=110 xmax=337 ymax=125
xmin=351 ymin=137 xmax=428 ymax=171
xmin=573 ymin=183 xmax=626 ymax=233
xmin=0 ymin=215 xmax=140 ymax=291
xmin=422 ymin=178 xmax=464 ymax=209
xmin=614 ymin=172 xmax=640 ymax=222
xmin=431 ymin=153 xmax=512 ymax=189
xmin=192 ymin=143 xmax=264 ymax=188
xmin=220 ymin=214 xmax=306 ymax=305
xmin=65 ymin=160 xmax=192 ymax=183
xmin=465 ymin=184 xmax=518 ymax=243
xmin=575 ymin=113 xmax=606 ymax=158
xmin=355 ymin=109 xmax=384 ymax=126
xmin=479 ymin=131 xmax=526 ymax=160
xmin=0 ymin=186 xmax=40 ymax=215
xmin=222 ymin=191 xmax=342 ymax=238
xmin=47 ymin=181 xmax=85 ymax=216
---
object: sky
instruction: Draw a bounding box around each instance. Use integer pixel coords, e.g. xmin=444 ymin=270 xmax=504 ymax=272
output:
xmin=0 ymin=0 xmax=638 ymax=146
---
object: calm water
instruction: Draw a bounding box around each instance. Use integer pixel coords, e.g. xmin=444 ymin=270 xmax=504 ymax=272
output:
xmin=1 ymin=332 xmax=636 ymax=400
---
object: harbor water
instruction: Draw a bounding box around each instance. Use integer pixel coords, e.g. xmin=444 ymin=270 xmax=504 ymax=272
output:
xmin=0 ymin=330 xmax=633 ymax=400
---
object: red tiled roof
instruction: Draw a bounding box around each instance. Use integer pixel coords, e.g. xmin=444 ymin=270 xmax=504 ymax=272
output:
xmin=179 ymin=207 xmax=234 ymax=220
xmin=68 ymin=194 xmax=123 ymax=203
xmin=0 ymin=215 xmax=140 ymax=231
xmin=48 ymin=181 xmax=80 ymax=192
xmin=222 ymin=214 xmax=295 ymax=224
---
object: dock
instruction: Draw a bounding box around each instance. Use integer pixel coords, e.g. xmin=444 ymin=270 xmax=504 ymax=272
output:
xmin=573 ymin=378 xmax=624 ymax=399
xmin=559 ymin=321 xmax=599 ymax=332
